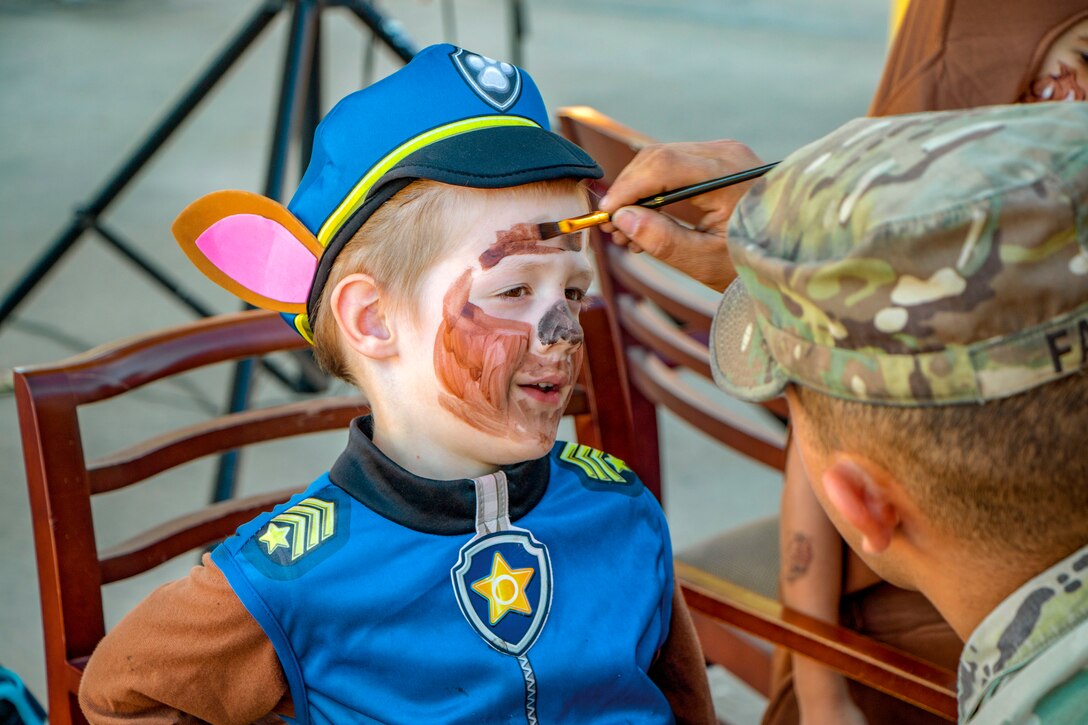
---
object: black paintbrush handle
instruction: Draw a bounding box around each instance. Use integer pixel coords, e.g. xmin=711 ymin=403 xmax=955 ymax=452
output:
xmin=634 ymin=161 xmax=780 ymax=210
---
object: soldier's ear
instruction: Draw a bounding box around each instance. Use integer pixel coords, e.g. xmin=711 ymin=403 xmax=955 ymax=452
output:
xmin=821 ymin=456 xmax=901 ymax=555
xmin=172 ymin=190 xmax=323 ymax=315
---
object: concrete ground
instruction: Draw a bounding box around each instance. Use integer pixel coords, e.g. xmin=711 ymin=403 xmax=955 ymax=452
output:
xmin=0 ymin=0 xmax=890 ymax=719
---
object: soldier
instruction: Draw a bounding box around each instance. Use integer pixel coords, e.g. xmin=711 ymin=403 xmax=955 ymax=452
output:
xmin=601 ymin=6 xmax=1088 ymax=721
xmin=706 ymin=102 xmax=1088 ymax=723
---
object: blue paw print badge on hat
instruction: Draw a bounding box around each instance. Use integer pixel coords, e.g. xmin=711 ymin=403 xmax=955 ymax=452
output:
xmin=171 ymin=44 xmax=601 ymax=343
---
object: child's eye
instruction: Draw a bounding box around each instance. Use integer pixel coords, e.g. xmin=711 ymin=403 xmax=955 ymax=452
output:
xmin=566 ymin=288 xmax=587 ymax=303
xmin=499 ymin=286 xmax=530 ymax=299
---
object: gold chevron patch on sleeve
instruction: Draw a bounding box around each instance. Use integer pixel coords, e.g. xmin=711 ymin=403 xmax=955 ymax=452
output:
xmin=258 ymin=497 xmax=337 ymax=561
xmin=559 ymin=442 xmax=633 ymax=483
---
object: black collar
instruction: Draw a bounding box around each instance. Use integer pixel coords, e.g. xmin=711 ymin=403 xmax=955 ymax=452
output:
xmin=329 ymin=416 xmax=551 ymax=535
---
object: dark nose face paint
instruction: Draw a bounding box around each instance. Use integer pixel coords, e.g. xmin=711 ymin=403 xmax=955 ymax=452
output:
xmin=537 ymin=300 xmax=583 ymax=346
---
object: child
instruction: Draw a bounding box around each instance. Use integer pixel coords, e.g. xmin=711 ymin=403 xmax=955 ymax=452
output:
xmin=79 ymin=44 xmax=713 ymax=724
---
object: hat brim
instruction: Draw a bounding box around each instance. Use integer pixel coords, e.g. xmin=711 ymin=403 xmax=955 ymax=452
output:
xmin=307 ymin=125 xmax=602 ymax=319
xmin=390 ymin=124 xmax=603 ymax=189
xmin=709 ymin=278 xmax=789 ymax=402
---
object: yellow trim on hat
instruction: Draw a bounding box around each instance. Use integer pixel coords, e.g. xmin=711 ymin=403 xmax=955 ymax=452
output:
xmin=316 ymin=115 xmax=541 ymax=247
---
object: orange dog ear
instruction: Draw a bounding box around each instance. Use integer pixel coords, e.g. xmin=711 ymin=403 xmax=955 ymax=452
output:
xmin=172 ymin=190 xmax=325 ymax=314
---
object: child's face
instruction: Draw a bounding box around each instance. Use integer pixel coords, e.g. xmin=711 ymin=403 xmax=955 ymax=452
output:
xmin=1023 ymin=18 xmax=1088 ymax=102
xmin=390 ymin=187 xmax=592 ymax=472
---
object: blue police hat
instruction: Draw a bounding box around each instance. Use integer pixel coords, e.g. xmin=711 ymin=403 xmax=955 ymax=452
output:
xmin=289 ymin=44 xmax=603 ymax=320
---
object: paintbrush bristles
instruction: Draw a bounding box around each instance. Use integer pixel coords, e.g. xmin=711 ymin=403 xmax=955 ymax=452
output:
xmin=535 ymin=210 xmax=611 ymax=242
xmin=533 ymin=221 xmax=562 ymax=242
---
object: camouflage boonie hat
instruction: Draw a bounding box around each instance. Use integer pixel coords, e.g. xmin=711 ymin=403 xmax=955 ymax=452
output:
xmin=711 ymin=102 xmax=1088 ymax=406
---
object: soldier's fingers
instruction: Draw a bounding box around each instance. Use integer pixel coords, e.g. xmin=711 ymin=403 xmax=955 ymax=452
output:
xmin=611 ymin=206 xmax=734 ymax=290
xmin=600 ymin=140 xmax=766 ymax=215
xmin=608 ymin=228 xmax=633 ymax=247
xmin=600 ymin=144 xmax=713 ymax=214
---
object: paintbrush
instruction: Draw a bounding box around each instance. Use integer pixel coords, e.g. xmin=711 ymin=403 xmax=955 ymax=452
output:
xmin=533 ymin=161 xmax=780 ymax=241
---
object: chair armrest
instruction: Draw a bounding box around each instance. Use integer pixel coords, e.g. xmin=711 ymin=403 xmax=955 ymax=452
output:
xmin=676 ymin=561 xmax=958 ymax=720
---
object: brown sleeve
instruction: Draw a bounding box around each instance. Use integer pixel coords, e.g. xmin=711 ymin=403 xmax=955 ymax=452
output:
xmin=648 ymin=581 xmax=716 ymax=725
xmin=79 ymin=553 xmax=294 ymax=725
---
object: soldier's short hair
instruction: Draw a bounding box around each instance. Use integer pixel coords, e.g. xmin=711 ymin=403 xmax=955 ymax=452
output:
xmin=794 ymin=375 xmax=1088 ymax=558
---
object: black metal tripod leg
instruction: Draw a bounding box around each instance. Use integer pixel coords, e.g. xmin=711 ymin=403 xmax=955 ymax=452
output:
xmin=266 ymin=0 xmax=321 ymax=202
xmin=509 ymin=0 xmax=526 ymax=67
xmin=301 ymin=14 xmax=322 ymax=172
xmin=0 ymin=2 xmax=281 ymax=329
xmin=343 ymin=0 xmax=418 ymax=63
xmin=213 ymin=0 xmax=322 ymax=504
xmin=92 ymin=223 xmax=219 ymax=319
xmin=286 ymin=13 xmax=335 ymax=394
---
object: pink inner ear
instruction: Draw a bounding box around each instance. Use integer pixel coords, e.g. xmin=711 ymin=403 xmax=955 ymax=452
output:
xmin=195 ymin=214 xmax=318 ymax=304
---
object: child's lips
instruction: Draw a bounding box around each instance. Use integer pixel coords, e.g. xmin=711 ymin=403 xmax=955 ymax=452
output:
xmin=516 ymin=375 xmax=569 ymax=405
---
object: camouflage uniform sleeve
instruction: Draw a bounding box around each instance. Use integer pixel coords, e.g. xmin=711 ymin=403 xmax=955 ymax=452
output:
xmin=648 ymin=581 xmax=716 ymax=725
xmin=79 ymin=554 xmax=293 ymax=724
xmin=961 ymin=545 xmax=1088 ymax=723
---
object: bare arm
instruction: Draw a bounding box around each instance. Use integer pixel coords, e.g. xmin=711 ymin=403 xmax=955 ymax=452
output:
xmin=597 ymin=140 xmax=765 ymax=292
xmin=649 ymin=581 xmax=716 ymax=725
xmin=79 ymin=554 xmax=292 ymax=725
xmin=780 ymin=443 xmax=867 ymax=725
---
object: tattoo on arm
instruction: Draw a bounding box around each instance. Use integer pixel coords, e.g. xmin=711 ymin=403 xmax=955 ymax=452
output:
xmin=785 ymin=532 xmax=814 ymax=583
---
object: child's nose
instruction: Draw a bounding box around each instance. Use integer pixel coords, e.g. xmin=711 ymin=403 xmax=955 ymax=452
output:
xmin=536 ymin=300 xmax=584 ymax=349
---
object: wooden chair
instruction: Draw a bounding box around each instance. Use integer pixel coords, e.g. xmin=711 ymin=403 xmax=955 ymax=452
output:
xmin=13 ymin=304 xmax=613 ymax=724
xmin=558 ymin=105 xmax=958 ymax=720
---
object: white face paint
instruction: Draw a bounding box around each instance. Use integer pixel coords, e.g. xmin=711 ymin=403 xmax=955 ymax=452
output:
xmin=379 ymin=187 xmax=591 ymax=477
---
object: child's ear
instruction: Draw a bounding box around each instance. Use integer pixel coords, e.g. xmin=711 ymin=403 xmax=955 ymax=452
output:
xmin=821 ymin=456 xmax=901 ymax=555
xmin=330 ymin=274 xmax=397 ymax=359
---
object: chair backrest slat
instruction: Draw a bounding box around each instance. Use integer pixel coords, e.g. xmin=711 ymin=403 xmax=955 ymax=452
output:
xmin=607 ymin=245 xmax=717 ymax=330
xmin=97 ymin=487 xmax=303 ymax=584
xmin=21 ymin=312 xmax=306 ymax=409
xmin=617 ymin=295 xmax=714 ymax=380
xmin=627 ymin=349 xmax=787 ymax=471
xmin=87 ymin=396 xmax=366 ymax=494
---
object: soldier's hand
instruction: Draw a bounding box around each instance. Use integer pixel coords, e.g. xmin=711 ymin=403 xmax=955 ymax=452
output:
xmin=598 ymin=140 xmax=764 ymax=292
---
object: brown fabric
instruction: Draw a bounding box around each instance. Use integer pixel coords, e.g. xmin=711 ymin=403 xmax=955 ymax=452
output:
xmin=868 ymin=0 xmax=1088 ymax=116
xmin=79 ymin=554 xmax=293 ymax=725
xmin=650 ymin=582 xmax=717 ymax=725
xmin=762 ymin=582 xmax=963 ymax=725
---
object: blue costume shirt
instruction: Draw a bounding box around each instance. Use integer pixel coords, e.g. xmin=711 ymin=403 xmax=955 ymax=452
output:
xmin=212 ymin=417 xmax=676 ymax=724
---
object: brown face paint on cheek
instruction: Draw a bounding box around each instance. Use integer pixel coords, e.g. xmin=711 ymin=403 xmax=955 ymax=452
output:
xmin=537 ymin=300 xmax=584 ymax=346
xmin=481 ymin=228 xmax=583 ymax=270
xmin=434 ymin=269 xmax=533 ymax=437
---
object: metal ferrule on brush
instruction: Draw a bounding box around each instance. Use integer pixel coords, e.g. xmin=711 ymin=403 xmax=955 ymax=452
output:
xmin=557 ymin=210 xmax=611 ymax=234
